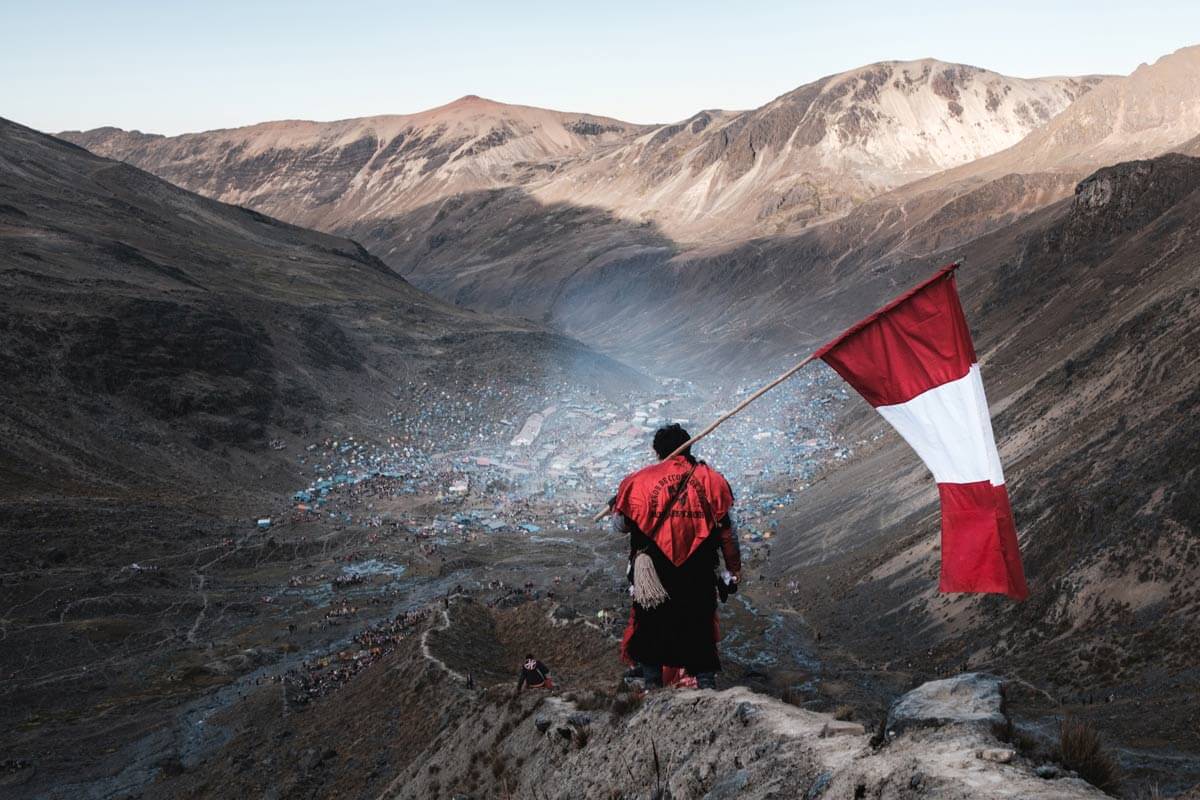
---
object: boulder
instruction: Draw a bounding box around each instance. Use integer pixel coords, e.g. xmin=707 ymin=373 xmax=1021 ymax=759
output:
xmin=886 ymin=673 xmax=1006 ymax=735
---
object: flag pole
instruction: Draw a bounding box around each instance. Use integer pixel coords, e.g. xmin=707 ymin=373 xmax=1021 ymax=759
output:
xmin=591 ymin=261 xmax=962 ymax=523
xmin=591 ymin=352 xmax=818 ymax=522
xmin=664 ymin=353 xmax=818 ymax=460
xmin=667 ymin=262 xmax=959 ymax=462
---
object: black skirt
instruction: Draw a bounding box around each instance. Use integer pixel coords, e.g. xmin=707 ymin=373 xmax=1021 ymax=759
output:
xmin=628 ymin=533 xmax=720 ymax=673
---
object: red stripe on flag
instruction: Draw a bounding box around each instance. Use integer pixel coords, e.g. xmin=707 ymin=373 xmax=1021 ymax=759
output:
xmin=937 ymin=482 xmax=1028 ymax=599
xmin=815 ymin=262 xmax=1028 ymax=599
xmin=817 ymin=264 xmax=975 ymax=406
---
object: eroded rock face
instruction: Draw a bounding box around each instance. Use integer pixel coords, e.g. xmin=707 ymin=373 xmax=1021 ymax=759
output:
xmin=1067 ymin=153 xmax=1200 ymax=247
xmin=886 ymin=673 xmax=1007 ymax=735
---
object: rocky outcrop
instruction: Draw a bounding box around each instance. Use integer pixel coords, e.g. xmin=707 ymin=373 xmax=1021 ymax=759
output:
xmin=384 ymin=677 xmax=1106 ymax=799
xmin=1066 ymin=153 xmax=1200 ymax=248
xmin=886 ymin=673 xmax=1007 ymax=736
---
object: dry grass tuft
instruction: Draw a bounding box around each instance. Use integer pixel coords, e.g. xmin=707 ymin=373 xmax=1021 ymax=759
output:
xmin=573 ymin=726 xmax=590 ymax=749
xmin=1056 ymin=717 xmax=1122 ymax=795
xmin=610 ymin=691 xmax=644 ymax=718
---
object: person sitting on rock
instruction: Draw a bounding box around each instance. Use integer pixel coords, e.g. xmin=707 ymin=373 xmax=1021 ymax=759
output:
xmin=516 ymin=654 xmax=553 ymax=690
xmin=610 ymin=423 xmax=741 ymax=690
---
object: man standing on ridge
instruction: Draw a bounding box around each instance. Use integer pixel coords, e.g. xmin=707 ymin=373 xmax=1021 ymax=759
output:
xmin=610 ymin=424 xmax=741 ymax=689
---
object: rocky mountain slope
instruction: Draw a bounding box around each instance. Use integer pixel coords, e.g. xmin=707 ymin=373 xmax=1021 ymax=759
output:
xmin=827 ymin=43 xmax=1200 ymax=268
xmin=534 ymin=60 xmax=1103 ymax=242
xmin=0 ymin=116 xmax=648 ymax=798
xmin=482 ymin=49 xmax=1200 ymax=377
xmin=388 ymin=46 xmax=1200 ymax=364
xmin=1 ymin=115 xmax=640 ymax=498
xmin=974 ymin=44 xmax=1200 ymax=175
xmin=60 ymin=95 xmax=646 ymax=242
xmin=770 ymin=152 xmax=1200 ymax=792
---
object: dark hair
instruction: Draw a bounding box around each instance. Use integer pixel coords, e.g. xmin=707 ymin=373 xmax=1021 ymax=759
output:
xmin=653 ymin=423 xmax=694 ymax=462
xmin=525 ymin=653 xmax=533 ymax=659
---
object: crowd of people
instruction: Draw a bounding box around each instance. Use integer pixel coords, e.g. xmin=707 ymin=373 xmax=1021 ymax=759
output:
xmin=281 ymin=608 xmax=430 ymax=704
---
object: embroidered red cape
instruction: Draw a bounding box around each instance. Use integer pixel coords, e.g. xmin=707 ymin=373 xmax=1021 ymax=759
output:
xmin=614 ymin=455 xmax=734 ymax=566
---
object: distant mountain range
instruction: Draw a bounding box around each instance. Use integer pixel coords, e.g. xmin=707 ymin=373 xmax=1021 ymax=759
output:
xmin=62 ymin=96 xmax=643 ymax=240
xmin=61 ymin=60 xmax=1103 ymax=246
xmin=58 ymin=46 xmax=1200 ymax=375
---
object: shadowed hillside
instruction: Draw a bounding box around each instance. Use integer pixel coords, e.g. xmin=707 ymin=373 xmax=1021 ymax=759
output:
xmin=771 ymin=153 xmax=1200 ymax=792
xmin=0 ymin=116 xmax=649 ymax=798
xmin=0 ymin=117 xmax=644 ymax=498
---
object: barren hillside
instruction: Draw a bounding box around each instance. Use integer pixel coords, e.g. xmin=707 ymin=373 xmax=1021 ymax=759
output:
xmin=0 ymin=117 xmax=647 ymax=798
xmin=536 ymin=60 xmax=1104 ymax=241
xmin=772 ymin=153 xmax=1200 ymax=791
xmin=1 ymin=116 xmax=641 ymax=496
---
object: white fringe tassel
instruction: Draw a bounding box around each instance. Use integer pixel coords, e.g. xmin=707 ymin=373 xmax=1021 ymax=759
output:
xmin=632 ymin=552 xmax=669 ymax=609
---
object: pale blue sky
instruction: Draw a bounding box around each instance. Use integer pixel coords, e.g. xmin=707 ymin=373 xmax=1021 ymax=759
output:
xmin=4 ymin=1 xmax=1198 ymax=135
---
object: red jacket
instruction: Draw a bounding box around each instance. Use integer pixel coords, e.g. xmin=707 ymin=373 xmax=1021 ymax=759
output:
xmin=614 ymin=455 xmax=737 ymax=569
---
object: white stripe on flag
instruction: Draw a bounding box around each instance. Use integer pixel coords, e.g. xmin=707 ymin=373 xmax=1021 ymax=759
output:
xmin=875 ymin=364 xmax=1005 ymax=486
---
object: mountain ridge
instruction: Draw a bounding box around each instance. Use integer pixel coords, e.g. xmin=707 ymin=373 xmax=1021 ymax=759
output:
xmin=59 ymin=57 xmax=1102 ymax=249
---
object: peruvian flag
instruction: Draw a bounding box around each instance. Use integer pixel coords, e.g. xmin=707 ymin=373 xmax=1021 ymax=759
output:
xmin=814 ymin=263 xmax=1028 ymax=599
